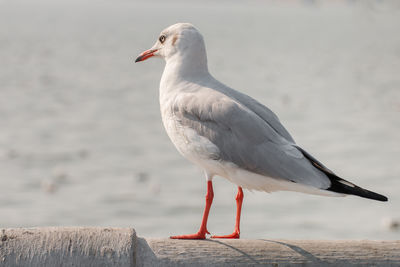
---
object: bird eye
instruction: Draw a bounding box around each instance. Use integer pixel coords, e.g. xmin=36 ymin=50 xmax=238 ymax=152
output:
xmin=159 ymin=35 xmax=166 ymax=44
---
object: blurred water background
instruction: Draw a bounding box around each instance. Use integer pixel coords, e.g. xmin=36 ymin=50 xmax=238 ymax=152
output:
xmin=0 ymin=0 xmax=399 ymax=240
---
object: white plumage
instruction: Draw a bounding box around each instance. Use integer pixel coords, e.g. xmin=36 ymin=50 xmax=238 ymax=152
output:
xmin=135 ymin=22 xmax=387 ymax=239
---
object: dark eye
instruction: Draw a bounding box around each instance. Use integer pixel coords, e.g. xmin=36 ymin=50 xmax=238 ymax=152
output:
xmin=159 ymin=35 xmax=166 ymax=44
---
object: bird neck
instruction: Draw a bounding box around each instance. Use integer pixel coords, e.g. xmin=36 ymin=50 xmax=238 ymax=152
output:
xmin=164 ymin=44 xmax=209 ymax=79
xmin=159 ymin=46 xmax=212 ymax=107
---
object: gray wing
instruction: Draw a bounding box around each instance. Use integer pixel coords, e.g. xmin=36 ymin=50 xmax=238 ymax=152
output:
xmin=175 ymin=89 xmax=331 ymax=189
xmin=221 ymin=86 xmax=295 ymax=143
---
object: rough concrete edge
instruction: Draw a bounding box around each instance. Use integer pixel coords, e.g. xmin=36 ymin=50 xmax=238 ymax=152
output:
xmin=0 ymin=227 xmax=139 ymax=267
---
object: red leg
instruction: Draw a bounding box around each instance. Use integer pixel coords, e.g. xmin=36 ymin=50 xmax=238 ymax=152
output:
xmin=170 ymin=180 xmax=214 ymax=239
xmin=211 ymin=186 xmax=243 ymax=239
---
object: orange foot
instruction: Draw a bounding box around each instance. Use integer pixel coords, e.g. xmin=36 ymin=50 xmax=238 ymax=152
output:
xmin=170 ymin=230 xmax=209 ymax=240
xmin=211 ymin=231 xmax=240 ymax=239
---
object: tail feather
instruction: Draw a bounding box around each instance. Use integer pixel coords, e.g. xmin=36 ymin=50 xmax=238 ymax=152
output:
xmin=295 ymin=145 xmax=388 ymax=202
xmin=324 ymin=173 xmax=388 ymax=202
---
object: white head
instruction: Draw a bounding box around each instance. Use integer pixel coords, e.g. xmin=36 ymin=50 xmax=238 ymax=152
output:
xmin=135 ymin=23 xmax=208 ymax=75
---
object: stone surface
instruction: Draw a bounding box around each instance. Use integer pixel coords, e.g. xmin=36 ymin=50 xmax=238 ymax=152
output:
xmin=137 ymin=238 xmax=400 ymax=267
xmin=0 ymin=227 xmax=136 ymax=267
xmin=1 ymin=228 xmax=399 ymax=266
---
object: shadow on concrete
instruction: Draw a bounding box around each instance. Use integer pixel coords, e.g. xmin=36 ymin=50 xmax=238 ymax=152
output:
xmin=136 ymin=237 xmax=263 ymax=266
xmin=136 ymin=237 xmax=159 ymax=267
xmin=206 ymin=239 xmax=261 ymax=265
xmin=136 ymin=238 xmax=330 ymax=266
xmin=260 ymin=239 xmax=328 ymax=265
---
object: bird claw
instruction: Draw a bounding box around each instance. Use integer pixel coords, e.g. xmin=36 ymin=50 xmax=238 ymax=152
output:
xmin=170 ymin=232 xmax=207 ymax=240
xmin=211 ymin=231 xmax=240 ymax=239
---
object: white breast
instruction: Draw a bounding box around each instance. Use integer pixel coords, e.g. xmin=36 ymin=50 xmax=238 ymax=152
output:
xmin=161 ymin=99 xmax=225 ymax=172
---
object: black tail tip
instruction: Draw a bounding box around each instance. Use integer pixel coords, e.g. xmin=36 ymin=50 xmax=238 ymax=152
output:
xmin=344 ymin=189 xmax=388 ymax=202
xmin=357 ymin=189 xmax=388 ymax=202
xmin=328 ymin=178 xmax=388 ymax=202
xmin=350 ymin=189 xmax=388 ymax=202
xmin=374 ymin=194 xmax=388 ymax=202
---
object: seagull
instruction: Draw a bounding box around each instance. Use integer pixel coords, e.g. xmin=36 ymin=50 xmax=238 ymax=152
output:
xmin=135 ymin=23 xmax=388 ymax=240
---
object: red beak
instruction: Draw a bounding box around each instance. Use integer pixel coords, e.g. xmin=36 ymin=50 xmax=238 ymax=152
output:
xmin=135 ymin=49 xmax=158 ymax=63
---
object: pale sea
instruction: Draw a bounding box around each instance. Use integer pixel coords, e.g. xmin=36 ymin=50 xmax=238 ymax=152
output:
xmin=0 ymin=0 xmax=399 ymax=240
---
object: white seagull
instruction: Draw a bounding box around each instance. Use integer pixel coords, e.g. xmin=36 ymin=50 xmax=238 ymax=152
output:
xmin=135 ymin=23 xmax=388 ymax=239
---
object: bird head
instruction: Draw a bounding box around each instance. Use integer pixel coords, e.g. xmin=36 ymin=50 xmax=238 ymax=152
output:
xmin=135 ymin=23 xmax=207 ymax=66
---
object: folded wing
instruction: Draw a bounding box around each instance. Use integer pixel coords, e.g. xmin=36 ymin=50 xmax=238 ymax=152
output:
xmin=174 ymin=89 xmax=331 ymax=190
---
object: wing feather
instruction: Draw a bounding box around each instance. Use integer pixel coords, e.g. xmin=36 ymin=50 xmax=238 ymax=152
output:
xmin=174 ymin=89 xmax=331 ymax=189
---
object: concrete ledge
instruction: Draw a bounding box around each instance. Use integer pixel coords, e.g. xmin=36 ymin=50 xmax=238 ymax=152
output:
xmin=0 ymin=227 xmax=135 ymax=267
xmin=1 ymin=227 xmax=399 ymax=266
xmin=137 ymin=238 xmax=400 ymax=267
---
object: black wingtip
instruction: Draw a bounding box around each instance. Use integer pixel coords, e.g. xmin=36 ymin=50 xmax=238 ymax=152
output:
xmin=328 ymin=178 xmax=388 ymax=202
xmin=294 ymin=145 xmax=388 ymax=202
xmin=380 ymin=195 xmax=389 ymax=202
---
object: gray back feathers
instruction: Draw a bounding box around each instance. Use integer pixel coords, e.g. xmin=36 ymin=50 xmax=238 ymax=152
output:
xmin=172 ymin=77 xmax=331 ymax=189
